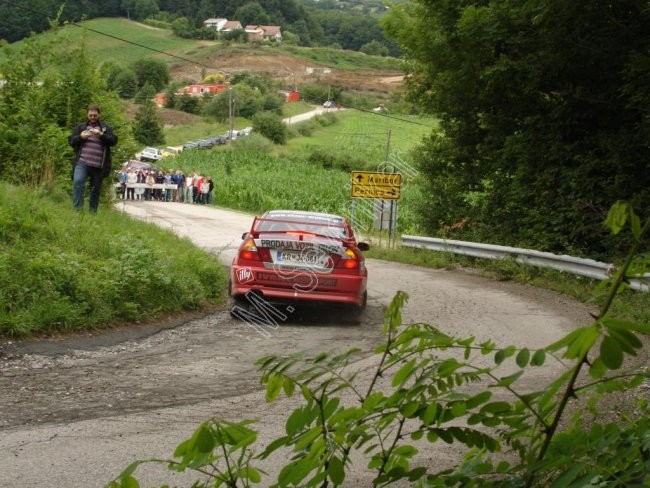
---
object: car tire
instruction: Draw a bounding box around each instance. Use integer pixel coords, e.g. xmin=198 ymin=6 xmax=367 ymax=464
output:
xmin=228 ymin=280 xmax=248 ymax=319
xmin=348 ymin=291 xmax=367 ymax=324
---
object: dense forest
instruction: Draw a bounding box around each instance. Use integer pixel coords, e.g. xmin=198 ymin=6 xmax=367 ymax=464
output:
xmin=385 ymin=0 xmax=650 ymax=259
xmin=0 ymin=0 xmax=398 ymax=54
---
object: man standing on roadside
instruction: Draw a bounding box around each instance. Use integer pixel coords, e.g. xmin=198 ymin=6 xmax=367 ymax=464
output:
xmin=69 ymin=104 xmax=118 ymax=213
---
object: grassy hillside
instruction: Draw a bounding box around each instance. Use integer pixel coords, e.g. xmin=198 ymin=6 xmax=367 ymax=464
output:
xmin=282 ymin=110 xmax=437 ymax=164
xmin=0 ymin=183 xmax=227 ymax=338
xmin=5 ymin=18 xmax=402 ymax=75
xmin=12 ymin=18 xmax=198 ymax=68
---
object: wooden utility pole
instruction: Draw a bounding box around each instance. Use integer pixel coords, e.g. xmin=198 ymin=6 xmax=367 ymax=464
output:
xmin=228 ymin=87 xmax=234 ymax=140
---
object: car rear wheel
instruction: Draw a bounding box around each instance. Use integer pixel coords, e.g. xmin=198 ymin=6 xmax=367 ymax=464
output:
xmin=348 ymin=291 xmax=367 ymax=323
xmin=228 ymin=280 xmax=248 ymax=318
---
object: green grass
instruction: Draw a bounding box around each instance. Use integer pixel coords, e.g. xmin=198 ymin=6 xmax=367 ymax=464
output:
xmin=277 ymin=45 xmax=403 ymax=71
xmin=282 ymin=110 xmax=437 ymax=163
xmin=7 ymin=18 xmax=201 ymax=69
xmin=0 ymin=183 xmax=227 ymax=338
xmin=282 ymin=101 xmax=316 ymax=118
xmin=5 ymin=18 xmax=402 ymax=76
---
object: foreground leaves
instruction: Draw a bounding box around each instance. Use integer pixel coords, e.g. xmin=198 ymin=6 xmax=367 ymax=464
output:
xmin=108 ymin=204 xmax=649 ymax=487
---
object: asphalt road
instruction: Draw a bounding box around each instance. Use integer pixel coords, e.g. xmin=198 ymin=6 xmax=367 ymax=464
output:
xmin=0 ymin=202 xmax=594 ymax=487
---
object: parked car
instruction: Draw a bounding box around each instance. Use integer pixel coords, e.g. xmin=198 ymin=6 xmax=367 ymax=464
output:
xmin=197 ymin=138 xmax=215 ymax=149
xmin=136 ymin=147 xmax=163 ymax=162
xmin=182 ymin=141 xmax=200 ymax=150
xmin=230 ymin=210 xmax=370 ymax=315
xmin=121 ymin=159 xmax=157 ymax=172
xmin=161 ymin=145 xmax=183 ymax=158
xmin=239 ymin=127 xmax=253 ymax=136
xmin=323 ymin=100 xmax=334 ymax=108
xmin=212 ymin=135 xmax=228 ymax=145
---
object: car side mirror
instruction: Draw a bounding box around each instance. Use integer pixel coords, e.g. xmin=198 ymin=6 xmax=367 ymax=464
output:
xmin=358 ymin=242 xmax=370 ymax=252
xmin=241 ymin=232 xmax=249 ymax=240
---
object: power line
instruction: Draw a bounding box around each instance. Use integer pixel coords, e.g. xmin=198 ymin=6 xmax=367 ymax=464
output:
xmin=0 ymin=1 xmax=431 ymax=128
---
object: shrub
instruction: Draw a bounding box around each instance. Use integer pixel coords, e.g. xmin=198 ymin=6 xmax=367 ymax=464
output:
xmin=295 ymin=120 xmax=317 ymax=137
xmin=252 ymin=111 xmax=287 ymax=145
xmin=229 ymin=133 xmax=273 ymax=153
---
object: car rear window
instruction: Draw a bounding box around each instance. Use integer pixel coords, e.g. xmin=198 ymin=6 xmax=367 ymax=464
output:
xmin=256 ymin=214 xmax=349 ymax=239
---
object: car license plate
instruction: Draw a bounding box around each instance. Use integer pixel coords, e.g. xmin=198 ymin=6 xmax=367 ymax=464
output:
xmin=276 ymin=250 xmax=323 ymax=265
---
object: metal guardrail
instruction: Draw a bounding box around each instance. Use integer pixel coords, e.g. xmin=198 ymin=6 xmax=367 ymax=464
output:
xmin=401 ymin=235 xmax=649 ymax=292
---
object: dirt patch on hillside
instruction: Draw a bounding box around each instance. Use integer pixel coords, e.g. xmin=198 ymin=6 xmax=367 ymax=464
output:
xmin=170 ymin=51 xmax=404 ymax=95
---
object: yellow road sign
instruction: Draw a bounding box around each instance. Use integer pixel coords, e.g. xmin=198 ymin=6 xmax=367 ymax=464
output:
xmin=351 ymin=171 xmax=402 ymax=187
xmin=351 ymin=185 xmax=401 ymax=200
xmin=350 ymin=171 xmax=402 ymax=200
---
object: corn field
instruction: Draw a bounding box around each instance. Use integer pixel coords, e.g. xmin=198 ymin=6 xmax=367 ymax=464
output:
xmin=170 ymin=149 xmax=422 ymax=234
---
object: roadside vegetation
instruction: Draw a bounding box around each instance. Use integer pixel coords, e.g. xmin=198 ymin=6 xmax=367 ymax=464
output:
xmin=0 ymin=183 xmax=226 ymax=338
xmin=0 ymin=5 xmax=649 ymax=487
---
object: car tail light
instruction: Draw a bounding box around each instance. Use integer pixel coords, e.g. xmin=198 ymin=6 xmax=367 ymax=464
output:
xmin=335 ymin=248 xmax=359 ymax=269
xmin=258 ymin=247 xmax=272 ymax=262
xmin=238 ymin=238 xmax=271 ymax=262
xmin=239 ymin=238 xmax=260 ymax=261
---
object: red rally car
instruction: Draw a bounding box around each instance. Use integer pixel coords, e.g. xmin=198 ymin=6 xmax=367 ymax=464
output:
xmin=230 ymin=210 xmax=370 ymax=312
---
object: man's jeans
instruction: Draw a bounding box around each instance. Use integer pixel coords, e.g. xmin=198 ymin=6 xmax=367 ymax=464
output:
xmin=73 ymin=164 xmax=104 ymax=213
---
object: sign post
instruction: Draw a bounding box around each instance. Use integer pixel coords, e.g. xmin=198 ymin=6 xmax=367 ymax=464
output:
xmin=350 ymin=171 xmax=402 ymax=248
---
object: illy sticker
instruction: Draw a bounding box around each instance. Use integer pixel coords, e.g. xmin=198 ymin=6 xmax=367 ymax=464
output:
xmin=237 ymin=267 xmax=254 ymax=283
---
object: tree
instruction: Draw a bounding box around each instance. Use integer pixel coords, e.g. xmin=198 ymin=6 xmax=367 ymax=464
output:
xmin=171 ymin=16 xmax=196 ymax=38
xmin=288 ymin=19 xmax=312 ymax=46
xmin=163 ymin=86 xmax=178 ymax=109
xmin=235 ymin=2 xmax=270 ymax=26
xmin=383 ymin=0 xmax=650 ymax=260
xmin=134 ymin=82 xmax=156 ymax=104
xmin=114 ymin=71 xmax=138 ymax=99
xmin=0 ymin=30 xmax=132 ymax=186
xmin=263 ymin=93 xmax=283 ymax=115
xmin=221 ymin=29 xmax=248 ymax=43
xmin=202 ymin=92 xmax=230 ymax=122
xmin=252 ymin=111 xmax=287 ymax=144
xmin=360 ymin=39 xmax=389 ymax=56
xmin=175 ymin=93 xmax=200 ymax=114
xmin=230 ymin=73 xmax=270 ymax=94
xmin=121 ymin=0 xmax=160 ymax=21
xmin=131 ymin=58 xmax=170 ymax=92
xmin=230 ymin=83 xmax=264 ymax=119
xmin=132 ymin=99 xmax=165 ymax=146
xmin=281 ymin=30 xmax=300 ymax=46
xmin=102 ymin=61 xmax=138 ymax=100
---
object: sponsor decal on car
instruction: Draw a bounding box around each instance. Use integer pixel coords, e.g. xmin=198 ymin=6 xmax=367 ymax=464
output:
xmin=257 ymin=271 xmax=338 ymax=287
xmin=236 ymin=267 xmax=255 ymax=283
xmin=256 ymin=239 xmax=343 ymax=254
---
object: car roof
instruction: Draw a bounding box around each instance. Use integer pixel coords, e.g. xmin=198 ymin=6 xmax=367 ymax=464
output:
xmin=261 ymin=210 xmax=346 ymax=225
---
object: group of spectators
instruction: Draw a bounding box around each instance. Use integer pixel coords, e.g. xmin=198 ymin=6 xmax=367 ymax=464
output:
xmin=116 ymin=168 xmax=215 ymax=204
